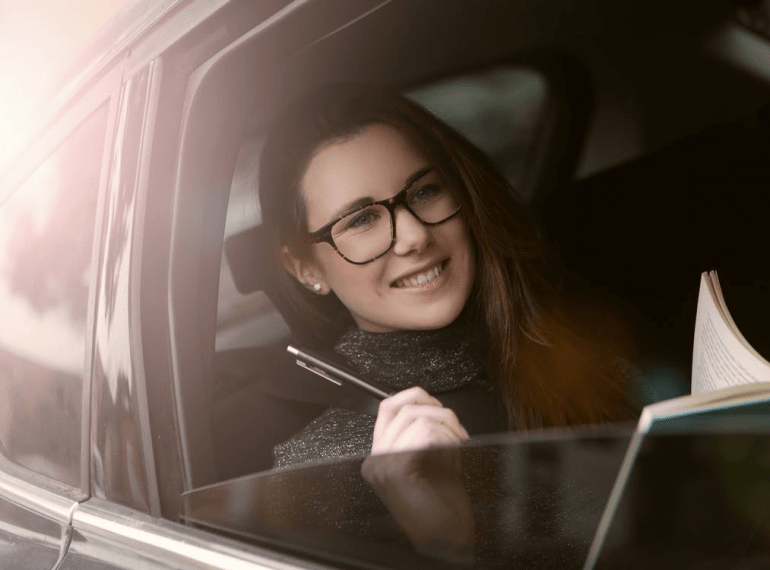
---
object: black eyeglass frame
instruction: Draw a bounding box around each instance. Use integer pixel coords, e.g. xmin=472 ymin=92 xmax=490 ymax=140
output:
xmin=305 ymin=185 xmax=462 ymax=265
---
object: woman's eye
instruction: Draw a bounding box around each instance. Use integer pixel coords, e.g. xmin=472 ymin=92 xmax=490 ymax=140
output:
xmin=343 ymin=208 xmax=380 ymax=231
xmin=409 ymin=184 xmax=442 ymax=204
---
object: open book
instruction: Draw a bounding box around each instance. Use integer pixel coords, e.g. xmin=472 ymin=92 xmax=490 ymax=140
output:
xmin=635 ymin=270 xmax=770 ymax=432
xmin=585 ymin=270 xmax=770 ymax=568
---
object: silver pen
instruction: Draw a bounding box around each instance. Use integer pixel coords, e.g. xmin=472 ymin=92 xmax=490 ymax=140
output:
xmin=287 ymin=345 xmax=392 ymax=400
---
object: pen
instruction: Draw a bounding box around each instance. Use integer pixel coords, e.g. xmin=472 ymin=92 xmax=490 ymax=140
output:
xmin=287 ymin=345 xmax=392 ymax=400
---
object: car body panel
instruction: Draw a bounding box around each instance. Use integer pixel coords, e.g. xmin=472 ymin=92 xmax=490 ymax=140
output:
xmin=61 ymin=497 xmax=333 ymax=570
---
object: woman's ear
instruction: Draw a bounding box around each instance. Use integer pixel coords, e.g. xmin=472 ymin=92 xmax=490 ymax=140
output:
xmin=282 ymin=246 xmax=330 ymax=295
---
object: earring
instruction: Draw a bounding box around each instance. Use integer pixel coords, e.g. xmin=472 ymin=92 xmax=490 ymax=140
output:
xmin=312 ymin=283 xmax=322 ymax=293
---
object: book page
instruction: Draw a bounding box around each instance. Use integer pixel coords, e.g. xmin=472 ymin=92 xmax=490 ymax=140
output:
xmin=709 ymin=271 xmax=770 ymax=365
xmin=691 ymin=272 xmax=770 ymax=394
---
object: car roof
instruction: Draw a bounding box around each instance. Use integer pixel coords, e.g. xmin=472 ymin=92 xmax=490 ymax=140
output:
xmin=0 ymin=0 xmax=203 ymax=175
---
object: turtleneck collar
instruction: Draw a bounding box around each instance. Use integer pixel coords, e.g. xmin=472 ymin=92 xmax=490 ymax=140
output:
xmin=332 ymin=309 xmax=489 ymax=394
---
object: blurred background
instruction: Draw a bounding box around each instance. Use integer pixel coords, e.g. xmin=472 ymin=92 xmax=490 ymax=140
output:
xmin=0 ymin=0 xmax=132 ymax=159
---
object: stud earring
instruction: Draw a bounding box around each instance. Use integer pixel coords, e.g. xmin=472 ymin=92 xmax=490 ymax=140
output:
xmin=312 ymin=283 xmax=322 ymax=293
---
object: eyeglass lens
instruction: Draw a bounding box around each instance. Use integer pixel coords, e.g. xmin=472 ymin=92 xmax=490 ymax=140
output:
xmin=330 ymin=184 xmax=460 ymax=263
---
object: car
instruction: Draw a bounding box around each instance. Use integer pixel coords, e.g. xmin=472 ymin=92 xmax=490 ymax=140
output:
xmin=1 ymin=0 xmax=770 ymax=568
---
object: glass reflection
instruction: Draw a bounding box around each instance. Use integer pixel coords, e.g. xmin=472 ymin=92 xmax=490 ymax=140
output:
xmin=0 ymin=104 xmax=108 ymax=486
xmin=182 ymin=431 xmax=631 ymax=568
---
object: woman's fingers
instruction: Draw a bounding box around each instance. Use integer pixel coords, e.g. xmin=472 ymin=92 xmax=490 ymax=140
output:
xmin=373 ymin=386 xmax=441 ymax=443
xmin=381 ymin=405 xmax=468 ymax=447
xmin=377 ymin=386 xmax=442 ymax=419
xmin=372 ymin=387 xmax=469 ymax=455
xmin=373 ymin=414 xmax=457 ymax=454
xmin=364 ymin=388 xmax=474 ymax=557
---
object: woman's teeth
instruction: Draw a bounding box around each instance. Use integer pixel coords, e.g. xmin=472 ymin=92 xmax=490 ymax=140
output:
xmin=393 ymin=262 xmax=444 ymax=288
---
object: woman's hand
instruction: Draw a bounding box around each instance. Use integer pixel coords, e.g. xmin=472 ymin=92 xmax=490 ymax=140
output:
xmin=371 ymin=386 xmax=469 ymax=454
xmin=362 ymin=387 xmax=474 ymax=563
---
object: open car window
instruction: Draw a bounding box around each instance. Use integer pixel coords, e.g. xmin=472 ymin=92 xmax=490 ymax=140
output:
xmin=211 ymin=65 xmax=555 ymax=483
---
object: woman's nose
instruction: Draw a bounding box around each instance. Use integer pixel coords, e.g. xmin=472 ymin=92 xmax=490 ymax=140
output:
xmin=391 ymin=206 xmax=430 ymax=255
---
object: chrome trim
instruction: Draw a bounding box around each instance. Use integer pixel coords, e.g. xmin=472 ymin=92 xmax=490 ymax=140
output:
xmin=90 ymin=66 xmax=162 ymax=514
xmin=80 ymin=60 xmax=126 ymax=499
xmin=128 ymin=58 xmax=164 ymax=517
xmin=72 ymin=499 xmax=331 ymax=570
xmin=0 ymin=467 xmax=79 ymax=524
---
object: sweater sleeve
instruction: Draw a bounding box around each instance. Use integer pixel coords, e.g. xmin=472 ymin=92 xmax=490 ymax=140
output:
xmin=272 ymin=407 xmax=376 ymax=470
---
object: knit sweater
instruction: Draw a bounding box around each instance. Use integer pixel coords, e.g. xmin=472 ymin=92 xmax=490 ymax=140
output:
xmin=273 ymin=312 xmax=506 ymax=469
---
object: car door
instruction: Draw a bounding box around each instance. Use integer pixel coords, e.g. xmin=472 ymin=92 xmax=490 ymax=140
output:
xmin=54 ymin=1 xmax=350 ymax=567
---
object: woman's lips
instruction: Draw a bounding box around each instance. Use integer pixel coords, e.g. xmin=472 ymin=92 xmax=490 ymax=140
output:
xmin=391 ymin=259 xmax=448 ymax=288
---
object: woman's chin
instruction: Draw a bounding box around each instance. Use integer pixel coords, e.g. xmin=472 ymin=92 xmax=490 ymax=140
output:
xmin=352 ymin=299 xmax=467 ymax=333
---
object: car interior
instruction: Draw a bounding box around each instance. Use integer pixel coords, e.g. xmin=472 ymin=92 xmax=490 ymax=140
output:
xmin=159 ymin=0 xmax=770 ymax=492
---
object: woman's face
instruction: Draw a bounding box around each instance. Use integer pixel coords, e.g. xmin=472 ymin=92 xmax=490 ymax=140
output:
xmin=292 ymin=123 xmax=475 ymax=333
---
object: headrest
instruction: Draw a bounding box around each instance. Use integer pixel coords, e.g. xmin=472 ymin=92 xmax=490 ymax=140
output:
xmin=224 ymin=225 xmax=270 ymax=295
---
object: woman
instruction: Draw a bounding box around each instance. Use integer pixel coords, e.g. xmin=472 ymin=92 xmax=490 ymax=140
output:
xmin=258 ymin=83 xmax=636 ymax=469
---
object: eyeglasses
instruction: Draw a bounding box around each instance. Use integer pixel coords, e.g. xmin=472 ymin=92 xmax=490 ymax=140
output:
xmin=306 ymin=177 xmax=461 ymax=265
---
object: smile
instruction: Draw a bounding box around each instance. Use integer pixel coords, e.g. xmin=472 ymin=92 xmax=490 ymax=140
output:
xmin=391 ymin=260 xmax=447 ymax=288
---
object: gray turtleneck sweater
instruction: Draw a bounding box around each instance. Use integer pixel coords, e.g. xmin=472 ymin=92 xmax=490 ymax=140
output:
xmin=273 ymin=313 xmax=505 ymax=469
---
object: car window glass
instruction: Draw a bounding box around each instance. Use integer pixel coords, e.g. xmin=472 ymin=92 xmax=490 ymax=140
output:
xmin=183 ymin=433 xmax=632 ymax=568
xmin=0 ymin=104 xmax=108 ymax=486
xmin=406 ymin=67 xmax=548 ymax=203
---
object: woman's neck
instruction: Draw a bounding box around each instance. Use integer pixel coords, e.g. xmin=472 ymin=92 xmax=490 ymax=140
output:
xmin=333 ymin=309 xmax=489 ymax=394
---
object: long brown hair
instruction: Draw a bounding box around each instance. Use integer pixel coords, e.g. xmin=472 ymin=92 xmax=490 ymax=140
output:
xmin=258 ymin=83 xmax=633 ymax=430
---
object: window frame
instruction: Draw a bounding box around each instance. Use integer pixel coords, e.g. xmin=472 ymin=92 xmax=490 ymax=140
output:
xmin=133 ymin=0 xmax=302 ymax=520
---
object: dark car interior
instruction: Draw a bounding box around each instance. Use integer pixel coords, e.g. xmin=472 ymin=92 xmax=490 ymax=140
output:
xmin=159 ymin=0 xmax=770 ymax=487
xmin=546 ymin=110 xmax=770 ymax=380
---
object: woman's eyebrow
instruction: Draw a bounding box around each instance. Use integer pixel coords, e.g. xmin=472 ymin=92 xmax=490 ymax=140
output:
xmin=333 ymin=166 xmax=436 ymax=219
xmin=403 ymin=166 xmax=435 ymax=191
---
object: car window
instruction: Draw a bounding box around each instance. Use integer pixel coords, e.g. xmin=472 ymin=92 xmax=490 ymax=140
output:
xmin=209 ymin=66 xmax=551 ymax=482
xmin=0 ymin=104 xmax=108 ymax=487
xmin=182 ymin=432 xmax=632 ymax=568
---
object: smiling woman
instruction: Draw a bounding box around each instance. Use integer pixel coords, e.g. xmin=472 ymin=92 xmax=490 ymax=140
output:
xmin=291 ymin=123 xmax=475 ymax=333
xmin=258 ymin=83 xmax=637 ymax=471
